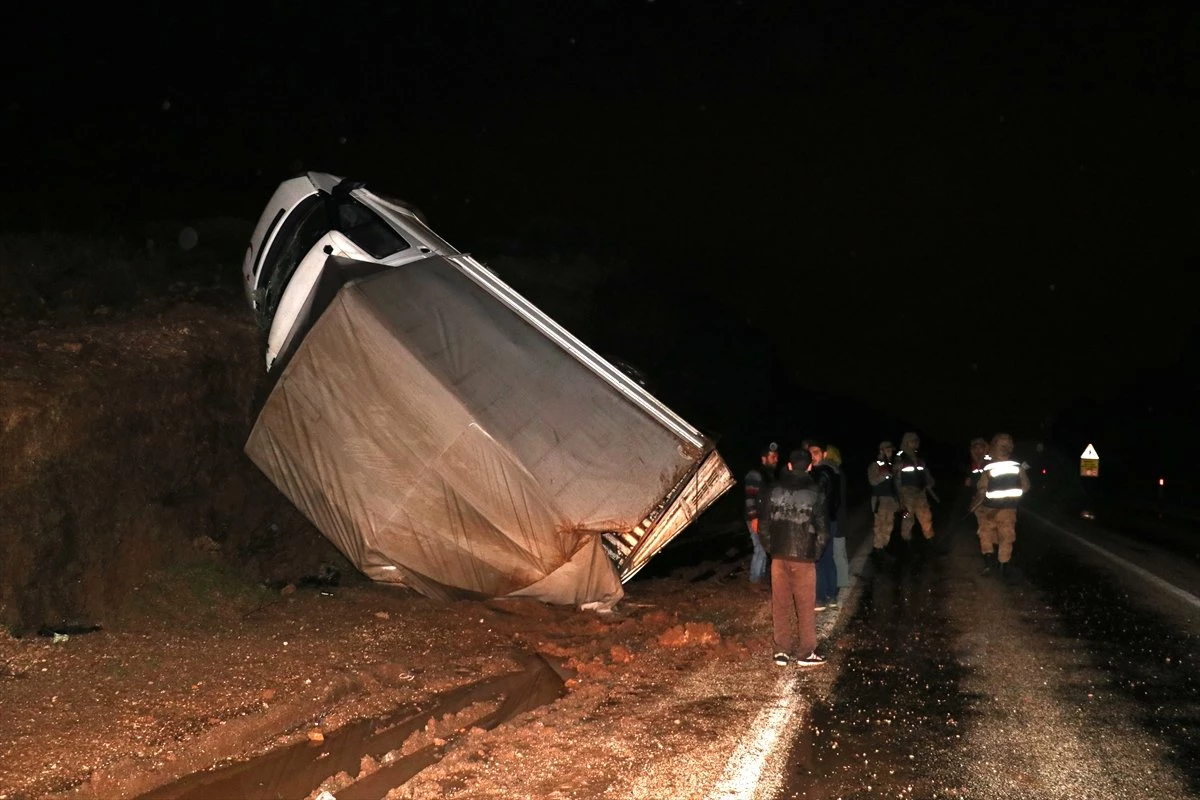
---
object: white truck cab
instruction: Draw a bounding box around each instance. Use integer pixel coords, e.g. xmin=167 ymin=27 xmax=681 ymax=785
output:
xmin=242 ymin=172 xmax=458 ymax=371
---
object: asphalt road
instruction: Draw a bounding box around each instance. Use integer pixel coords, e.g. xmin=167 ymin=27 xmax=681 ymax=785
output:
xmin=776 ymin=499 xmax=1200 ymax=800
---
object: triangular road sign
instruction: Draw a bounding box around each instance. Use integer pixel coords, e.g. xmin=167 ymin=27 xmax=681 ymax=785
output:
xmin=1080 ymin=443 xmax=1099 ymax=459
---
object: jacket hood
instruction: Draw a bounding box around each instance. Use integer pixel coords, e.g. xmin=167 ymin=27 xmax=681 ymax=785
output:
xmin=825 ymin=444 xmax=843 ymax=467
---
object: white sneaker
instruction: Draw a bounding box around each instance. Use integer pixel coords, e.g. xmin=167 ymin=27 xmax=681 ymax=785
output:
xmin=773 ymin=652 xmax=791 ymax=667
xmin=795 ymin=652 xmax=826 ymax=667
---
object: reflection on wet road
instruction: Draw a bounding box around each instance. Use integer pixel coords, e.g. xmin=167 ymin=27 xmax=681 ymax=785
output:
xmin=779 ymin=503 xmax=1200 ymax=799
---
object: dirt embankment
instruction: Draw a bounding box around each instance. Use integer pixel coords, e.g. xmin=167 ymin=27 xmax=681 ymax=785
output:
xmin=0 ymin=227 xmax=346 ymax=634
xmin=0 ymin=298 xmax=349 ymax=634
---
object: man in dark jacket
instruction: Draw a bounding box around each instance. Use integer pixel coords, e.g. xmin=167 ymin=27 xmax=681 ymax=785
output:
xmin=744 ymin=442 xmax=779 ymax=586
xmin=759 ymin=448 xmax=830 ymax=667
xmin=807 ymin=440 xmax=844 ymax=608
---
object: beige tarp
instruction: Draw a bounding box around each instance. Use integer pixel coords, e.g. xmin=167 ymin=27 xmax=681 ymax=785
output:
xmin=246 ymin=255 xmax=731 ymax=608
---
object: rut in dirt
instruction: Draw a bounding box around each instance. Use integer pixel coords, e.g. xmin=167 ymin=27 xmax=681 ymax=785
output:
xmin=136 ymin=653 xmax=567 ymax=800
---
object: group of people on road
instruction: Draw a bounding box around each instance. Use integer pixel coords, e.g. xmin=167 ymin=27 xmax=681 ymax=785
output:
xmin=867 ymin=431 xmax=939 ymax=556
xmin=744 ymin=431 xmax=1030 ymax=668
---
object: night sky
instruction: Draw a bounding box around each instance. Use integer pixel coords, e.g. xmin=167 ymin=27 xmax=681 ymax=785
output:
xmin=6 ymin=2 xmax=1198 ymax=452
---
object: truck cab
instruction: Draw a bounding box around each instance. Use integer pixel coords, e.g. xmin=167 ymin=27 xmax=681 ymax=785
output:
xmin=242 ymin=172 xmax=458 ymax=371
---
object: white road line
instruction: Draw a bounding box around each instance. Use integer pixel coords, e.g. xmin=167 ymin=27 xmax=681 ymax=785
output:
xmin=706 ymin=528 xmax=876 ymax=799
xmin=704 ymin=672 xmax=804 ymax=800
xmin=1025 ymin=509 xmax=1200 ymax=610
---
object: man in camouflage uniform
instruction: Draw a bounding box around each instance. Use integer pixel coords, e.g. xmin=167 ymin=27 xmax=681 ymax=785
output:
xmin=867 ymin=440 xmax=898 ymax=557
xmin=975 ymin=433 xmax=1031 ymax=579
xmin=963 ymin=437 xmax=991 ymax=535
xmin=895 ymin=431 xmax=936 ymax=543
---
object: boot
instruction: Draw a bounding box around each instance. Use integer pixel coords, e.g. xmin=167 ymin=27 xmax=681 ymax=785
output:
xmin=980 ymin=552 xmax=995 ymax=576
xmin=998 ymin=561 xmax=1012 ymax=583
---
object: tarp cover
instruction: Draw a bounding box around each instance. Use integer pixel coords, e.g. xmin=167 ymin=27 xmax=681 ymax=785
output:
xmin=246 ymin=256 xmax=717 ymax=607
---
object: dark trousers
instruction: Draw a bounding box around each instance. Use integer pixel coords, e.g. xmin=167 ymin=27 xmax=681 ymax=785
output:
xmin=815 ymin=536 xmax=837 ymax=603
xmin=771 ymin=558 xmax=817 ymax=657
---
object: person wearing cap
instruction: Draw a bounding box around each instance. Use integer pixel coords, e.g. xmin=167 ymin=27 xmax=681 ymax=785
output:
xmin=964 ymin=437 xmax=992 ymax=539
xmin=743 ymin=442 xmax=779 ymax=586
xmin=965 ymin=437 xmax=991 ymax=489
xmin=759 ymin=448 xmax=829 ymax=668
xmin=868 ymin=440 xmax=899 ymax=558
xmin=975 ymin=433 xmax=1030 ymax=579
xmin=896 ymin=431 xmax=936 ymax=544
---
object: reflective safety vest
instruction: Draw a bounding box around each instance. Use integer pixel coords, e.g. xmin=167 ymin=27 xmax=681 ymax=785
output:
xmin=872 ymin=460 xmax=896 ymax=497
xmin=983 ymin=460 xmax=1024 ymax=508
xmin=968 ymin=455 xmax=992 ymax=488
xmin=896 ymin=451 xmax=928 ymax=489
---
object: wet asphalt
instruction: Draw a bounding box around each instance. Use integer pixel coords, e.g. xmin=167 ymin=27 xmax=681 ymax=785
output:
xmin=778 ymin=500 xmax=1200 ymax=800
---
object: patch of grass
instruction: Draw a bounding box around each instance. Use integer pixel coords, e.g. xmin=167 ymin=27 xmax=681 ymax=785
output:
xmin=172 ymin=561 xmax=272 ymax=614
xmin=118 ymin=559 xmax=272 ymax=632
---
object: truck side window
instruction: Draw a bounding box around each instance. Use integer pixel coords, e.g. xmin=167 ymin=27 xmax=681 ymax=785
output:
xmin=335 ymin=198 xmax=411 ymax=259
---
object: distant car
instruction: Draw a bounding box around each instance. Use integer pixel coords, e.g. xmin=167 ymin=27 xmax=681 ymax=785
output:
xmin=242 ymin=172 xmax=459 ymax=371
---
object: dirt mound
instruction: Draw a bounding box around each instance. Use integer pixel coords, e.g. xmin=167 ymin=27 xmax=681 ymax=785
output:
xmin=0 ymin=288 xmax=345 ymax=634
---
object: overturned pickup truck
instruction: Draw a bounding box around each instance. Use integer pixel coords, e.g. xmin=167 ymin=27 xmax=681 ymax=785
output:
xmin=241 ymin=173 xmax=734 ymax=609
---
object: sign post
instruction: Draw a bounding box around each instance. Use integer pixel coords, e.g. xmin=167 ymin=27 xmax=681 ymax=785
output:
xmin=1079 ymin=443 xmax=1099 ymax=478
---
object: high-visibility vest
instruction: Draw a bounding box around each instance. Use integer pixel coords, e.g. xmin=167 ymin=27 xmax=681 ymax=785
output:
xmin=872 ymin=460 xmax=896 ymax=497
xmin=968 ymin=455 xmax=992 ymax=488
xmin=896 ymin=451 xmax=928 ymax=489
xmin=983 ymin=459 xmax=1024 ymax=508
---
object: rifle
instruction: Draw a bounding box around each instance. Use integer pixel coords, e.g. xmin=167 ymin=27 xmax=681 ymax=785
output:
xmin=943 ymin=496 xmax=986 ymax=532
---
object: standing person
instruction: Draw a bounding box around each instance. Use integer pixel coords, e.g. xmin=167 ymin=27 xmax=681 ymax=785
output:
xmin=868 ymin=440 xmax=899 ymax=558
xmin=896 ymin=431 xmax=936 ymax=544
xmin=975 ymin=433 xmax=1031 ymax=579
xmin=823 ymin=444 xmax=851 ymax=590
xmin=744 ymin=443 xmax=779 ymax=587
xmin=807 ymin=440 xmax=841 ymax=609
xmin=760 ymin=448 xmax=829 ymax=667
xmin=963 ymin=437 xmax=992 ymax=536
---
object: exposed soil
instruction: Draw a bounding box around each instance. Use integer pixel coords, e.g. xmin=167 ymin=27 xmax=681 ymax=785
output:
xmin=0 ymin=233 xmax=809 ymax=799
xmin=0 ymin=571 xmax=801 ymax=800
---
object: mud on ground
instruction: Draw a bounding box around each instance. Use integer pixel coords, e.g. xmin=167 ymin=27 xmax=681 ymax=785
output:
xmin=0 ymin=233 xmax=801 ymax=799
xmin=0 ymin=572 xmax=793 ymax=800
